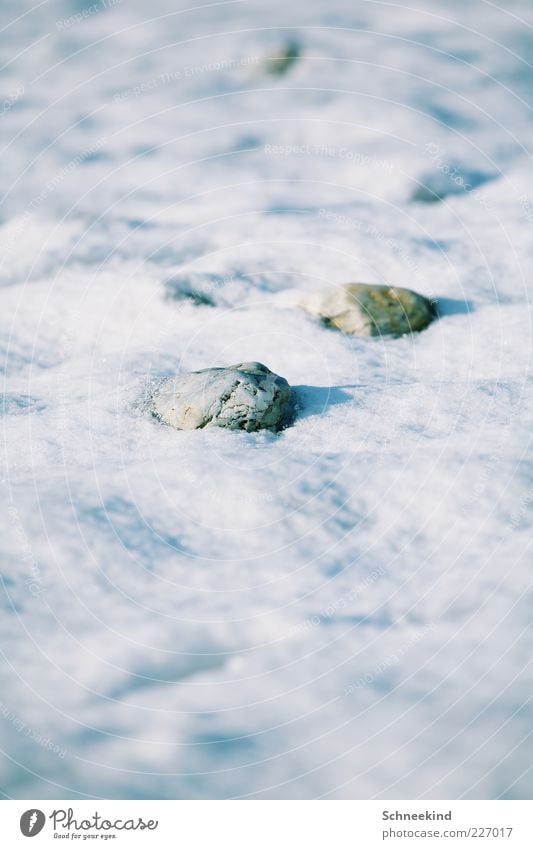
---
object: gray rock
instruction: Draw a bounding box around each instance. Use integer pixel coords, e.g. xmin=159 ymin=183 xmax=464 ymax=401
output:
xmin=152 ymin=362 xmax=292 ymax=432
xmin=300 ymin=283 xmax=435 ymax=336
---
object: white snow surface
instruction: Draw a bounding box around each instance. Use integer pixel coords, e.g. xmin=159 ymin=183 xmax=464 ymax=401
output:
xmin=1 ymin=0 xmax=532 ymax=799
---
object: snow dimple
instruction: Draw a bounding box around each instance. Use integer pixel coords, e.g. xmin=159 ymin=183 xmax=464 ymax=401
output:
xmin=1 ymin=394 xmax=45 ymax=415
xmin=107 ymin=652 xmax=230 ymax=702
xmin=412 ymin=167 xmax=497 ymax=203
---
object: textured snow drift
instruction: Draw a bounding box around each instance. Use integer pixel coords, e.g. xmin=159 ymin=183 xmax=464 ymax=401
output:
xmin=1 ymin=0 xmax=532 ymax=799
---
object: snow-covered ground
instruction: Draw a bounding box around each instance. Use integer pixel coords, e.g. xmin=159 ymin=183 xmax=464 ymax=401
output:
xmin=1 ymin=0 xmax=532 ymax=799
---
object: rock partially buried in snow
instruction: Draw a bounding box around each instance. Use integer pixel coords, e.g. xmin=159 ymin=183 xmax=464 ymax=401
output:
xmin=163 ymin=276 xmax=214 ymax=306
xmin=300 ymin=283 xmax=435 ymax=337
xmin=152 ymin=362 xmax=293 ymax=432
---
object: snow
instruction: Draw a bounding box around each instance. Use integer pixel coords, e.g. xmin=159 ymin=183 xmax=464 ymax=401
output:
xmin=1 ymin=0 xmax=532 ymax=799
